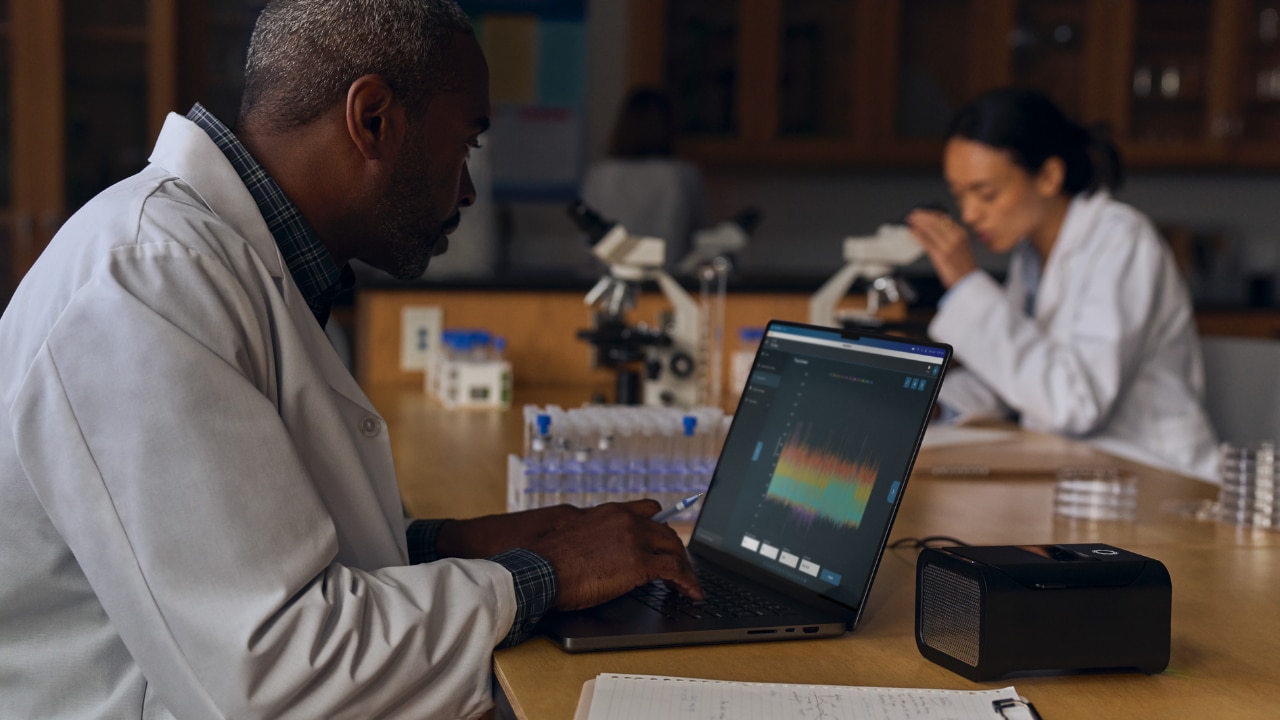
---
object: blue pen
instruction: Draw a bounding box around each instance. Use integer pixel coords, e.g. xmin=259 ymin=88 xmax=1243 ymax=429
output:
xmin=651 ymin=492 xmax=705 ymax=523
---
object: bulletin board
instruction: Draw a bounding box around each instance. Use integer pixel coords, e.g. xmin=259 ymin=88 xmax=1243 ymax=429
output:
xmin=460 ymin=0 xmax=588 ymax=202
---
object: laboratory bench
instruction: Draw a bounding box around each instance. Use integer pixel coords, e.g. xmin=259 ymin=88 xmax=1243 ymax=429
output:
xmin=352 ymin=283 xmax=1280 ymax=391
xmin=369 ymin=383 xmax=1280 ymax=720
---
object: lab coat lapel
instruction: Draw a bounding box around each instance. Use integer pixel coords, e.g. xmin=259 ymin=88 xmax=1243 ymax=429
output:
xmin=148 ymin=113 xmax=282 ymax=278
xmin=150 ymin=113 xmax=404 ymax=557
xmin=147 ymin=113 xmax=377 ymax=414
xmin=1035 ymin=192 xmax=1107 ymax=322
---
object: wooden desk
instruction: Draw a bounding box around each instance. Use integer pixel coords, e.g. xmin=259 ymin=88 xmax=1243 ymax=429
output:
xmin=367 ymin=385 xmax=1280 ymax=720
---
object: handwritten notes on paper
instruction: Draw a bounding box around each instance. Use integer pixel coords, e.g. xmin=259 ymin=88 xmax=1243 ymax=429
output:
xmin=580 ymin=673 xmax=1023 ymax=720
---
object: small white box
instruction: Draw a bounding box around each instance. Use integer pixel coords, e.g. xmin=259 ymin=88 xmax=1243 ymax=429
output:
xmin=437 ymin=358 xmax=512 ymax=410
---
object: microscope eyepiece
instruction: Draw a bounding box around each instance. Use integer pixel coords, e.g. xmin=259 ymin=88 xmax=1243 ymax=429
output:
xmin=567 ymin=199 xmax=616 ymax=245
xmin=901 ymin=200 xmax=952 ymax=224
xmin=732 ymin=206 xmax=762 ymax=235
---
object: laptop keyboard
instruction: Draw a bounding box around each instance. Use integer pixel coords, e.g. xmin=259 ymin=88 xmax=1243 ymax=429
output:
xmin=627 ymin=568 xmax=800 ymax=621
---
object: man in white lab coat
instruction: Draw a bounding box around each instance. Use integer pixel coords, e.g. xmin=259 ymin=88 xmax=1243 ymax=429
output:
xmin=0 ymin=2 xmax=699 ymax=718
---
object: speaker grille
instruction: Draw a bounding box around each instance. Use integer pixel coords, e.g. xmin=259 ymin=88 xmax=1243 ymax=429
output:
xmin=920 ymin=563 xmax=982 ymax=667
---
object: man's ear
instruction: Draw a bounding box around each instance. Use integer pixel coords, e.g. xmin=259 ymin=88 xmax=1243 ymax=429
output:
xmin=1036 ymin=156 xmax=1066 ymax=198
xmin=346 ymin=74 xmax=404 ymax=161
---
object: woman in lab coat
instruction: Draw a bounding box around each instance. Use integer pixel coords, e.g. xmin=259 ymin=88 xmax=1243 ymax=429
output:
xmin=907 ymin=88 xmax=1218 ymax=481
xmin=581 ymin=88 xmax=708 ymax=271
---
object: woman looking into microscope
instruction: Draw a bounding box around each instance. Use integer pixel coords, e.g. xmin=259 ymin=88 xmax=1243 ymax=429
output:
xmin=908 ymin=87 xmax=1217 ymax=481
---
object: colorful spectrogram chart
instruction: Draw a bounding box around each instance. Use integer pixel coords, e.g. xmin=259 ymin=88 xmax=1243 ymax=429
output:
xmin=765 ymin=423 xmax=878 ymax=529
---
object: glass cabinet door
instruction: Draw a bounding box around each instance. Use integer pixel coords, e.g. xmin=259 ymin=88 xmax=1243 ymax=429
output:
xmin=1116 ymin=0 xmax=1231 ymax=163
xmin=1010 ymin=0 xmax=1093 ymax=123
xmin=185 ymin=0 xmax=264 ymax=124
xmin=892 ymin=0 xmax=984 ymax=141
xmin=64 ymin=0 xmax=153 ymax=211
xmin=1235 ymin=0 xmax=1280 ymax=161
xmin=665 ymin=0 xmax=741 ymax=138
xmin=777 ymin=0 xmax=855 ymax=139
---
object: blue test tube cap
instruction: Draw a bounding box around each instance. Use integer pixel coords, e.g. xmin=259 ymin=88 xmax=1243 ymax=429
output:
xmin=683 ymin=415 xmax=697 ymax=436
xmin=494 ymin=336 xmax=507 ymax=353
xmin=536 ymin=413 xmax=552 ymax=436
xmin=739 ymin=327 xmax=766 ymax=342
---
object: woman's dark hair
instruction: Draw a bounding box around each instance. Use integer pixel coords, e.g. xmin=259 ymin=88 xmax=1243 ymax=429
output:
xmin=609 ymin=87 xmax=677 ymax=158
xmin=947 ymin=87 xmax=1123 ymax=196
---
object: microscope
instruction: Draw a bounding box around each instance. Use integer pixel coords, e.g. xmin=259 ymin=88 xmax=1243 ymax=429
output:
xmin=570 ymin=201 xmax=701 ymax=407
xmin=809 ymin=223 xmax=924 ymax=329
xmin=674 ymin=208 xmax=760 ymax=277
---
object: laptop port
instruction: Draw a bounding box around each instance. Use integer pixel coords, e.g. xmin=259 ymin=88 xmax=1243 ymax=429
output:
xmin=746 ymin=629 xmax=777 ymax=635
xmin=802 ymin=626 xmax=820 ymax=634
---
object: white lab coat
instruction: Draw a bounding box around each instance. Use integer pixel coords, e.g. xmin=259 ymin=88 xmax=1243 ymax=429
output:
xmin=0 ymin=114 xmax=516 ymax=719
xmin=930 ymin=191 xmax=1219 ymax=481
xmin=580 ymin=158 xmax=707 ymax=268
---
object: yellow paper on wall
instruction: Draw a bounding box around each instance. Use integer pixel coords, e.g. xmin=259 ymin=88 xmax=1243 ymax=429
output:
xmin=480 ymin=14 xmax=539 ymax=105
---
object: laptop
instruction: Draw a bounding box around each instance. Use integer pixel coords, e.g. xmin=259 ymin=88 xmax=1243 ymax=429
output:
xmin=542 ymin=319 xmax=953 ymax=652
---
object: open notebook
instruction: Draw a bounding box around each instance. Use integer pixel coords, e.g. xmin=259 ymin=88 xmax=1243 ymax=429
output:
xmin=574 ymin=674 xmax=1041 ymax=720
xmin=542 ymin=320 xmax=952 ymax=651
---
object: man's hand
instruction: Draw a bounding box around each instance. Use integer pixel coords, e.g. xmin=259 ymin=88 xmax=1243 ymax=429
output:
xmin=525 ymin=500 xmax=703 ymax=611
xmin=435 ymin=504 xmax=581 ymax=559
xmin=907 ymin=209 xmax=977 ymax=288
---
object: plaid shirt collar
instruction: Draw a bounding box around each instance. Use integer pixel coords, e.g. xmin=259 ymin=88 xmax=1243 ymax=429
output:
xmin=185 ymin=104 xmax=353 ymax=328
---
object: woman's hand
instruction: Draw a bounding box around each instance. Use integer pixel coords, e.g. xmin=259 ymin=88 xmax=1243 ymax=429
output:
xmin=907 ymin=209 xmax=978 ymax=288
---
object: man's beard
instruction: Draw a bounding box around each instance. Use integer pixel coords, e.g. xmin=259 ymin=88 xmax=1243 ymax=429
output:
xmin=374 ymin=152 xmax=454 ymax=280
xmin=383 ymin=218 xmax=443 ymax=280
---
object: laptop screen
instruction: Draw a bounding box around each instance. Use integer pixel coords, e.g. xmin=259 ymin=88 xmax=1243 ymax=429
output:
xmin=691 ymin=321 xmax=949 ymax=610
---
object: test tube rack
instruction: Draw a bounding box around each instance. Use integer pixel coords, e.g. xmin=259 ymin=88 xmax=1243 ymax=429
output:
xmin=507 ymin=404 xmax=732 ymax=519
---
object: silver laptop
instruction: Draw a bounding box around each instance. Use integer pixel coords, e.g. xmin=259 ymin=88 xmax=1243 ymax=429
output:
xmin=542 ymin=319 xmax=952 ymax=652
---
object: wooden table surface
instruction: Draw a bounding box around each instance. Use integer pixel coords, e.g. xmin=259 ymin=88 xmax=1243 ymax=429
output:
xmin=368 ymin=385 xmax=1280 ymax=720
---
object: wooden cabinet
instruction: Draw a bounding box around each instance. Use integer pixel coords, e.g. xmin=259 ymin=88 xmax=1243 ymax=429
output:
xmin=1 ymin=0 xmax=261 ymax=305
xmin=1225 ymin=0 xmax=1280 ymax=164
xmin=1 ymin=0 xmax=12 ymax=300
xmin=1 ymin=0 xmax=178 ymax=304
xmin=628 ymin=0 xmax=1280 ymax=170
xmin=631 ymin=0 xmax=877 ymax=165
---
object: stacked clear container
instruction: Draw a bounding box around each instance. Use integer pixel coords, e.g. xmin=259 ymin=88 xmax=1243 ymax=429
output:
xmin=509 ymin=405 xmax=732 ymax=521
xmin=1218 ymin=442 xmax=1278 ymax=529
xmin=429 ymin=329 xmax=511 ymax=409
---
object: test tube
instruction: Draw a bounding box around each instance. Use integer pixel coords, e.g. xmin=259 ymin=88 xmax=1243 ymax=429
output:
xmin=528 ymin=410 xmax=552 ymax=509
xmin=674 ymin=415 xmax=699 ymax=520
xmin=589 ymin=413 xmax=606 ymax=505
xmin=568 ymin=444 xmax=590 ymax=508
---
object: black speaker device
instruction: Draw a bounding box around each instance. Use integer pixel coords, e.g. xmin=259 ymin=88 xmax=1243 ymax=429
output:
xmin=915 ymin=543 xmax=1171 ymax=681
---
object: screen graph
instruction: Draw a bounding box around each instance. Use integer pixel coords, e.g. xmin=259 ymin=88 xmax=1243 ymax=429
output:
xmin=764 ymin=422 xmax=879 ymax=530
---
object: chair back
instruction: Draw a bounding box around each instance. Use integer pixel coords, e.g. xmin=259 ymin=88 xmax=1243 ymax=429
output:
xmin=1200 ymin=335 xmax=1280 ymax=448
